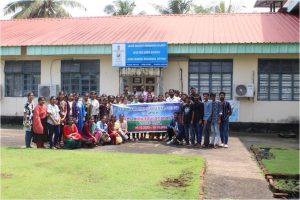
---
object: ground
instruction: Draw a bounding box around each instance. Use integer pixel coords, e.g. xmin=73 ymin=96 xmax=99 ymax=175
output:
xmin=1 ymin=128 xmax=299 ymax=199
xmin=2 ymin=147 xmax=204 ymax=199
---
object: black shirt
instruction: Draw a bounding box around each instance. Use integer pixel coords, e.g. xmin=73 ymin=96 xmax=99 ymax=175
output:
xmin=191 ymin=101 xmax=204 ymax=123
xmin=182 ymin=103 xmax=193 ymax=124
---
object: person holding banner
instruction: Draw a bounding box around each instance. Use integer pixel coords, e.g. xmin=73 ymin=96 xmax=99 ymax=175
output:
xmin=191 ymin=94 xmax=204 ymax=147
xmin=108 ymin=115 xmax=121 ymax=145
xmin=115 ymin=114 xmax=129 ymax=142
xmin=166 ymin=89 xmax=180 ymax=103
xmin=166 ymin=112 xmax=184 ymax=145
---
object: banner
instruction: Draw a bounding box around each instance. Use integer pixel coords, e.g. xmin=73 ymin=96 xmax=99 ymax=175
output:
xmin=112 ymin=102 xmax=180 ymax=132
xmin=112 ymin=42 xmax=168 ymax=67
xmin=228 ymin=100 xmax=240 ymax=122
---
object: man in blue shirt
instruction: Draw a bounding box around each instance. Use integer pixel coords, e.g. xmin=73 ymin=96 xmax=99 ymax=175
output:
xmin=202 ymin=93 xmax=212 ymax=148
xmin=210 ymin=93 xmax=221 ymax=148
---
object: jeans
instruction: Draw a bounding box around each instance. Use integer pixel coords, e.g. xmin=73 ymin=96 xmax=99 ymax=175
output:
xmin=203 ymin=121 xmax=211 ymax=146
xmin=183 ymin=124 xmax=191 ymax=144
xmin=220 ymin=120 xmax=229 ymax=144
xmin=25 ymin=130 xmax=32 ymax=148
xmin=191 ymin=122 xmax=202 ymax=144
xmin=167 ymin=125 xmax=184 ymax=141
xmin=211 ymin=121 xmax=220 ymax=145
xmin=47 ymin=123 xmax=60 ymax=148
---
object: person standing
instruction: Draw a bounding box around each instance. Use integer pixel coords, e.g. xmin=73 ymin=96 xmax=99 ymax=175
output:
xmin=210 ymin=93 xmax=221 ymax=148
xmin=23 ymin=92 xmax=35 ymax=148
xmin=219 ymin=92 xmax=232 ymax=148
xmin=47 ymin=96 xmax=61 ymax=149
xmin=123 ymin=85 xmax=131 ymax=98
xmin=90 ymin=91 xmax=99 ymax=121
xmin=57 ymin=91 xmax=67 ymax=146
xmin=74 ymin=93 xmax=86 ymax=132
xmin=83 ymin=92 xmax=92 ymax=120
xmin=191 ymin=94 xmax=204 ymax=147
xmin=182 ymin=96 xmax=192 ymax=145
xmin=32 ymin=97 xmax=48 ymax=148
xmin=99 ymin=97 xmax=110 ymax=120
xmin=202 ymin=93 xmax=212 ymax=148
xmin=166 ymin=89 xmax=181 ymax=103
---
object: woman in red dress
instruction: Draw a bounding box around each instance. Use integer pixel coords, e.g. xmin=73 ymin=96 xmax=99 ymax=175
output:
xmin=80 ymin=116 xmax=98 ymax=147
xmin=63 ymin=118 xmax=82 ymax=149
xmin=108 ymin=115 xmax=119 ymax=145
xmin=32 ymin=97 xmax=48 ymax=148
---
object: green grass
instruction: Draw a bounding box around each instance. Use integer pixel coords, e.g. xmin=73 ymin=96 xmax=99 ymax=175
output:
xmin=1 ymin=147 xmax=204 ymax=199
xmin=253 ymin=144 xmax=299 ymax=174
xmin=275 ymin=179 xmax=299 ymax=192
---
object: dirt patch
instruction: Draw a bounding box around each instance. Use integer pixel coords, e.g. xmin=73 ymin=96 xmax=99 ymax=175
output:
xmin=1 ymin=173 xmax=13 ymax=179
xmin=161 ymin=170 xmax=193 ymax=188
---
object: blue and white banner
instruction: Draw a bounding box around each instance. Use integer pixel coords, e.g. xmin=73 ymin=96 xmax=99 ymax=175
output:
xmin=228 ymin=100 xmax=239 ymax=122
xmin=112 ymin=42 xmax=168 ymax=67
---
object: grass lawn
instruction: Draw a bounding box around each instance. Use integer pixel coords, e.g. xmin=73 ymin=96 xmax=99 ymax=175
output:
xmin=1 ymin=147 xmax=204 ymax=199
xmin=252 ymin=144 xmax=299 ymax=174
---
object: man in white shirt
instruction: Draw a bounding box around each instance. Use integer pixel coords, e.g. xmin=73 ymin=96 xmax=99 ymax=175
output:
xmin=47 ymin=96 xmax=61 ymax=149
xmin=90 ymin=91 xmax=100 ymax=121
xmin=166 ymin=89 xmax=181 ymax=103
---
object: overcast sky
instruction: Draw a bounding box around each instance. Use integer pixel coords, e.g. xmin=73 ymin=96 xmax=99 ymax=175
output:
xmin=0 ymin=0 xmax=269 ymax=19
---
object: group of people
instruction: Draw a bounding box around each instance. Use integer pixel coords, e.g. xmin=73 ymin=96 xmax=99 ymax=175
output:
xmin=23 ymin=85 xmax=231 ymax=150
xmin=165 ymin=88 xmax=232 ymax=148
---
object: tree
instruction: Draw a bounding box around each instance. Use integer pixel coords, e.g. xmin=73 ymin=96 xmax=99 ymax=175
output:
xmin=3 ymin=0 xmax=87 ymax=19
xmin=153 ymin=0 xmax=193 ymax=14
xmin=213 ymin=0 xmax=232 ymax=13
xmin=193 ymin=5 xmax=212 ymax=13
xmin=104 ymin=0 xmax=136 ymax=16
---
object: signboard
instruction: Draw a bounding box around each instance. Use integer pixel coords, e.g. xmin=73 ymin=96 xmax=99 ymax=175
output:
xmin=112 ymin=42 xmax=168 ymax=67
xmin=112 ymin=102 xmax=180 ymax=132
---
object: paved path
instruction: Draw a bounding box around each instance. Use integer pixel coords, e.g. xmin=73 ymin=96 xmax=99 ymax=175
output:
xmin=2 ymin=129 xmax=298 ymax=199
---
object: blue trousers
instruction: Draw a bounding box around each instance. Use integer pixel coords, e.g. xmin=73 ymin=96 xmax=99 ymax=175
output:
xmin=25 ymin=130 xmax=32 ymax=148
xmin=47 ymin=123 xmax=60 ymax=148
xmin=183 ymin=124 xmax=191 ymax=144
xmin=203 ymin=121 xmax=211 ymax=146
xmin=220 ymin=120 xmax=229 ymax=144
xmin=191 ymin=122 xmax=202 ymax=144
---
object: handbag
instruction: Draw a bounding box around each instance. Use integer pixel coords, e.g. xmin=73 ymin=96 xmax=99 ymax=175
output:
xmin=116 ymin=136 xmax=123 ymax=144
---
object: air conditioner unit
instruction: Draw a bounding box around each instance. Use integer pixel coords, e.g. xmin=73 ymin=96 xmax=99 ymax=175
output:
xmin=234 ymin=83 xmax=254 ymax=97
xmin=38 ymin=85 xmax=59 ymax=99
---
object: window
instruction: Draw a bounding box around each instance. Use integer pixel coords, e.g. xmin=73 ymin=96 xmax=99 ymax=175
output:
xmin=258 ymin=59 xmax=299 ymax=101
xmin=61 ymin=60 xmax=100 ymax=94
xmin=189 ymin=60 xmax=233 ymax=99
xmin=4 ymin=61 xmax=41 ymax=97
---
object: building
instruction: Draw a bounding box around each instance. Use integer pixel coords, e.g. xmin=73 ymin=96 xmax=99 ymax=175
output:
xmin=0 ymin=13 xmax=299 ymax=131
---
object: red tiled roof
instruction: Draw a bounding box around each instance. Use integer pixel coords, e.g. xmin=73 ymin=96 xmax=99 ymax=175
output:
xmin=1 ymin=13 xmax=299 ymax=46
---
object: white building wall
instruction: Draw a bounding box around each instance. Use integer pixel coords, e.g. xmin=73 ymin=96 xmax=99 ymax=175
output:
xmin=1 ymin=53 xmax=299 ymax=124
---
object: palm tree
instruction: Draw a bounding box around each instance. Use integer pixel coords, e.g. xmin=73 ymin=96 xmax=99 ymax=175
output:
xmin=153 ymin=0 xmax=193 ymax=14
xmin=104 ymin=0 xmax=136 ymax=16
xmin=3 ymin=0 xmax=86 ymax=19
xmin=213 ymin=0 xmax=232 ymax=13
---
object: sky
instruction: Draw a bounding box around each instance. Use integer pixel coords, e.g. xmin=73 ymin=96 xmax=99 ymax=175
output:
xmin=0 ymin=0 xmax=269 ymax=19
